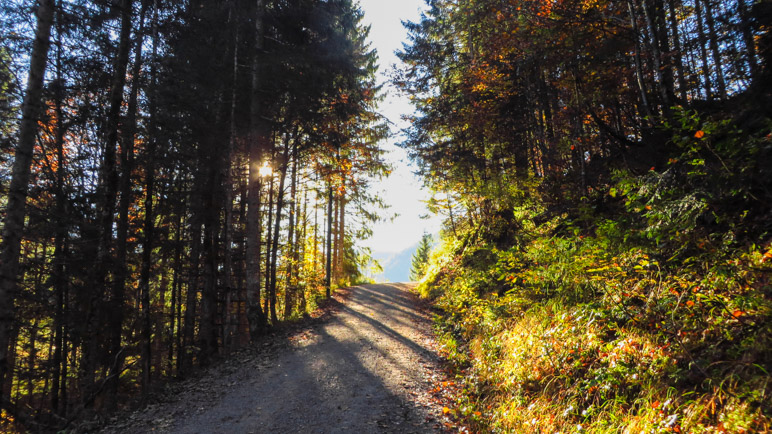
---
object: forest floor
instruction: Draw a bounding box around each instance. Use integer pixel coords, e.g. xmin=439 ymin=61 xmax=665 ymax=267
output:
xmin=96 ymin=283 xmax=456 ymax=433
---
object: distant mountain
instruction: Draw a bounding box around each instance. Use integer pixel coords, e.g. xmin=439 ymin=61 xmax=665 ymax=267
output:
xmin=369 ymin=242 xmax=418 ymax=283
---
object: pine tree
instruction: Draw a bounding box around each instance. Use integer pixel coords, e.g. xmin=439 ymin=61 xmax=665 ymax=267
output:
xmin=409 ymin=233 xmax=432 ymax=282
xmin=0 ymin=0 xmax=56 ymax=405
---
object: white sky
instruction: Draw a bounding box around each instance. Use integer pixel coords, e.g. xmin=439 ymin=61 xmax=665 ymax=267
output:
xmin=357 ymin=0 xmax=443 ymax=254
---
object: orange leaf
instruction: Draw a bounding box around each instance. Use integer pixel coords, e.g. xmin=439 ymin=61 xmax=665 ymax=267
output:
xmin=686 ymin=300 xmax=695 ymax=307
xmin=694 ymin=130 xmax=705 ymax=139
xmin=652 ymin=400 xmax=660 ymax=409
xmin=732 ymin=310 xmax=744 ymax=318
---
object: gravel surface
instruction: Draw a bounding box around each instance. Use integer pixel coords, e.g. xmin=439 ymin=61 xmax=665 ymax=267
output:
xmin=98 ymin=283 xmax=452 ymax=433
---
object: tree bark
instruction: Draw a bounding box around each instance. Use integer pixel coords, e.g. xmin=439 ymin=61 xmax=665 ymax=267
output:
xmin=172 ymin=209 xmax=185 ymax=375
xmin=138 ymin=0 xmax=160 ymax=398
xmin=641 ymin=0 xmax=673 ymax=112
xmin=79 ymin=0 xmax=134 ymax=404
xmin=325 ymin=186 xmax=334 ymax=298
xmin=50 ymin=10 xmax=68 ymax=415
xmin=336 ymin=188 xmax=345 ymax=281
xmin=269 ymin=133 xmax=293 ymax=324
xmin=332 ymin=196 xmax=340 ymax=283
xmin=737 ymin=0 xmax=759 ymax=84
xmin=199 ymin=193 xmax=219 ymax=365
xmin=152 ymin=249 xmax=168 ymax=381
xmin=0 ymin=0 xmax=56 ymax=405
xmin=105 ymin=2 xmax=146 ymax=408
xmin=283 ymin=143 xmax=299 ymax=319
xmin=667 ymin=0 xmax=688 ymax=102
xmin=236 ymin=166 xmax=249 ymax=345
xmin=702 ymin=0 xmax=726 ymax=99
xmin=654 ymin=0 xmax=676 ymax=105
xmin=298 ymin=186 xmax=308 ymax=315
xmin=263 ymin=174 xmax=274 ymax=317
xmin=694 ymin=0 xmax=714 ymax=100
xmin=181 ymin=216 xmax=202 ymax=374
xmin=199 ymin=148 xmax=221 ymax=365
xmin=246 ymin=0 xmax=268 ymax=338
xmin=313 ymin=188 xmax=319 ymax=281
xmin=222 ymin=1 xmax=240 ymax=351
xmin=627 ymin=0 xmax=654 ymax=120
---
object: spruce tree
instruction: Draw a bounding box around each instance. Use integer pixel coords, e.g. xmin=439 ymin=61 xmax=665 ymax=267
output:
xmin=409 ymin=233 xmax=432 ymax=282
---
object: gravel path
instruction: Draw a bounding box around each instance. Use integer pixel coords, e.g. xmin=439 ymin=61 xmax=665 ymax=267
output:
xmin=99 ymin=283 xmax=451 ymax=433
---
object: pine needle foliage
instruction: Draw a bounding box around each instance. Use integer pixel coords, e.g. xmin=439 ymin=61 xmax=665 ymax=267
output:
xmin=409 ymin=232 xmax=433 ymax=282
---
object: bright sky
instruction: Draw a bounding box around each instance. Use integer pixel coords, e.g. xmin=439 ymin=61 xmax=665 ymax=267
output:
xmin=357 ymin=0 xmax=443 ymax=254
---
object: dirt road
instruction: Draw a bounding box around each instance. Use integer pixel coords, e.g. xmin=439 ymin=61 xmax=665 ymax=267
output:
xmin=99 ymin=283 xmax=450 ymax=433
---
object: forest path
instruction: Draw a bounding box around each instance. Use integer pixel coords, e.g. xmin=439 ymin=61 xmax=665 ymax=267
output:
xmin=99 ymin=283 xmax=451 ymax=433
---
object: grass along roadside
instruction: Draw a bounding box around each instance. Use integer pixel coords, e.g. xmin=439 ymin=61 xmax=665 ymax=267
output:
xmin=416 ymin=215 xmax=771 ymax=433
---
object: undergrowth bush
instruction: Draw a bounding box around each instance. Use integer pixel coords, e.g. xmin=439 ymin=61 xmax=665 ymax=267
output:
xmin=417 ymin=112 xmax=772 ymax=433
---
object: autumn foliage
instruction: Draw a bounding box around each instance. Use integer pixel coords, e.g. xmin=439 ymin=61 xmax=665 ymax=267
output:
xmin=401 ymin=0 xmax=772 ymax=431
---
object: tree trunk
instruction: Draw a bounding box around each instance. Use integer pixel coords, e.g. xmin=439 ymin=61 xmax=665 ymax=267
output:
xmin=667 ymin=0 xmax=688 ymax=102
xmin=313 ymin=189 xmax=319 ymax=281
xmin=80 ymin=0 xmax=134 ymax=404
xmin=181 ymin=217 xmax=202 ymax=374
xmin=694 ymin=0 xmax=714 ymax=100
xmin=246 ymin=0 xmax=268 ymax=339
xmin=236 ymin=169 xmax=249 ymax=345
xmin=222 ymin=5 xmax=240 ymax=350
xmin=627 ymin=0 xmax=654 ymax=120
xmin=336 ymin=188 xmax=345 ymax=282
xmin=325 ymin=186 xmax=334 ymax=298
xmin=702 ymin=0 xmax=726 ymax=99
xmin=641 ymin=0 xmax=672 ymax=112
xmin=283 ymin=144 xmax=299 ymax=319
xmin=298 ymin=186 xmax=308 ymax=315
xmin=152 ymin=250 xmax=169 ymax=381
xmin=331 ymin=196 xmax=340 ymax=283
xmin=736 ymin=0 xmax=759 ymax=84
xmin=105 ymin=2 xmax=146 ymax=408
xmin=50 ymin=12 xmax=68 ymax=415
xmin=2 ymin=325 xmax=19 ymax=406
xmin=263 ymin=175 xmax=274 ymax=317
xmin=269 ymin=135 xmax=293 ymax=324
xmin=26 ymin=320 xmax=39 ymax=405
xmin=138 ymin=0 xmax=160 ymax=398
xmin=654 ymin=0 xmax=675 ymax=105
xmin=172 ymin=210 xmax=185 ymax=375
xmin=0 ymin=0 xmax=56 ymax=403
xmin=199 ymin=159 xmax=220 ymax=365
